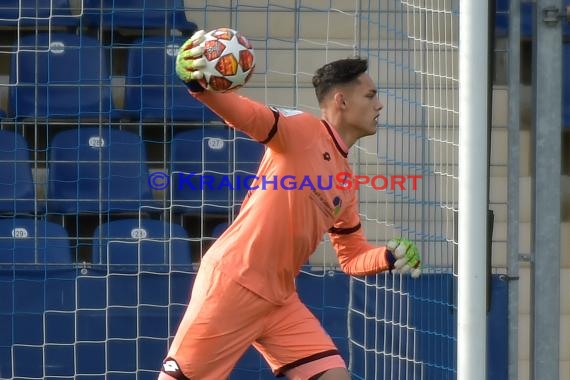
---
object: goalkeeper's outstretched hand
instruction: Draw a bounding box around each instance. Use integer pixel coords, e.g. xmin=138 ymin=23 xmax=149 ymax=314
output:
xmin=176 ymin=30 xmax=207 ymax=86
xmin=386 ymin=238 xmax=422 ymax=278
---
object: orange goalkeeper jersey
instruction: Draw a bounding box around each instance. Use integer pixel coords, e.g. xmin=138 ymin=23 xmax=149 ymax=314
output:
xmin=191 ymin=90 xmax=391 ymax=305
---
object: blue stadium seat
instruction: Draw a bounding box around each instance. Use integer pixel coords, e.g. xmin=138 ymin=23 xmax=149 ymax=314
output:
xmin=0 ymin=218 xmax=71 ymax=264
xmin=0 ymin=218 xmax=75 ymax=378
xmin=89 ymin=218 xmax=191 ymax=375
xmin=562 ymin=42 xmax=570 ymax=128
xmin=9 ymin=32 xmax=117 ymax=120
xmin=170 ymin=127 xmax=264 ymax=215
xmin=47 ymin=127 xmax=158 ymax=214
xmin=0 ymin=0 xmax=79 ymax=27
xmin=123 ymin=36 xmax=218 ymax=122
xmin=91 ymin=218 xmax=192 ymax=269
xmin=0 ymin=130 xmax=36 ymax=214
xmin=83 ymin=0 xmax=196 ymax=33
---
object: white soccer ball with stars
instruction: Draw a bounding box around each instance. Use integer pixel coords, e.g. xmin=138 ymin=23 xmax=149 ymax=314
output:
xmin=198 ymin=27 xmax=256 ymax=92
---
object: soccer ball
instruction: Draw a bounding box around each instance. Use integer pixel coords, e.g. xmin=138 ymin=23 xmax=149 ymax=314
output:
xmin=198 ymin=28 xmax=255 ymax=92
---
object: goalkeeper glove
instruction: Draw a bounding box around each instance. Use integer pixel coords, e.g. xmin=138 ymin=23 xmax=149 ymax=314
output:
xmin=386 ymin=238 xmax=422 ymax=278
xmin=176 ymin=30 xmax=207 ymax=92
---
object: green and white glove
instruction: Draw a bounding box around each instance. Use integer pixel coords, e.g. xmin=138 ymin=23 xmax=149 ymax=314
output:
xmin=175 ymin=30 xmax=207 ymax=89
xmin=386 ymin=238 xmax=422 ymax=278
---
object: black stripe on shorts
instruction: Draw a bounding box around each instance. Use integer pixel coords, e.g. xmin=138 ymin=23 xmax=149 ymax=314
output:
xmin=275 ymin=349 xmax=341 ymax=377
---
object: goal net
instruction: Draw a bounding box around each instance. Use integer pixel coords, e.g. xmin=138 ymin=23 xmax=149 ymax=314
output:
xmin=346 ymin=1 xmax=459 ymax=379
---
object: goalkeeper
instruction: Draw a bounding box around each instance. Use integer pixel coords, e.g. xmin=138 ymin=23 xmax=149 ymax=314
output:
xmin=159 ymin=30 xmax=422 ymax=380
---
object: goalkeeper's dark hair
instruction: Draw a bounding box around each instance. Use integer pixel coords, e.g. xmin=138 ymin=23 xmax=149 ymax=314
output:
xmin=312 ymin=57 xmax=369 ymax=104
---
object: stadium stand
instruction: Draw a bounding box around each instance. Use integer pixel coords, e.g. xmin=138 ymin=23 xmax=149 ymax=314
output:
xmin=170 ymin=127 xmax=264 ymax=215
xmin=0 ymin=130 xmax=36 ymax=214
xmin=123 ymin=36 xmax=218 ymax=122
xmin=82 ymin=0 xmax=197 ymax=33
xmin=0 ymin=218 xmax=75 ymax=378
xmin=8 ymin=32 xmax=117 ymax=121
xmin=46 ymin=127 xmax=157 ymax=214
xmin=0 ymin=0 xmax=78 ymax=28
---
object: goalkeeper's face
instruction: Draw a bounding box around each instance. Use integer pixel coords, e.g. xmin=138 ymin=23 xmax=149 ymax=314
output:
xmin=342 ymin=73 xmax=383 ymax=137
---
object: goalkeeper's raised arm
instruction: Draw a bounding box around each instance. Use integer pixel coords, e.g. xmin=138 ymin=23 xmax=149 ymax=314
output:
xmin=175 ymin=29 xmax=283 ymax=149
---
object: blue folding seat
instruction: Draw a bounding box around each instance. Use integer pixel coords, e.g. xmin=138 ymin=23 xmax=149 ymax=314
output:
xmin=0 ymin=218 xmax=71 ymax=264
xmin=123 ymin=36 xmax=218 ymax=122
xmin=0 ymin=218 xmax=74 ymax=378
xmin=83 ymin=0 xmax=196 ymax=33
xmin=0 ymin=130 xmax=36 ymax=214
xmin=170 ymin=127 xmax=264 ymax=215
xmin=9 ymin=32 xmax=116 ymax=121
xmin=90 ymin=218 xmax=191 ymax=374
xmin=47 ymin=127 xmax=158 ymax=214
xmin=0 ymin=0 xmax=79 ymax=27
xmin=91 ymin=218 xmax=192 ymax=269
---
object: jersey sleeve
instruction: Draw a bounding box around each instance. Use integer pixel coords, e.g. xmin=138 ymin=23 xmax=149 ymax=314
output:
xmin=328 ymin=194 xmax=392 ymax=276
xmin=190 ymin=90 xmax=287 ymax=152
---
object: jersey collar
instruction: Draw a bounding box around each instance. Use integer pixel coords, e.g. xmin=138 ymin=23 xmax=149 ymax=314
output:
xmin=321 ymin=120 xmax=348 ymax=158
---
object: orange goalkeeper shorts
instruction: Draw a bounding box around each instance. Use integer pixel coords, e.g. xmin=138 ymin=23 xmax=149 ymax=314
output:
xmin=163 ymin=260 xmax=346 ymax=380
